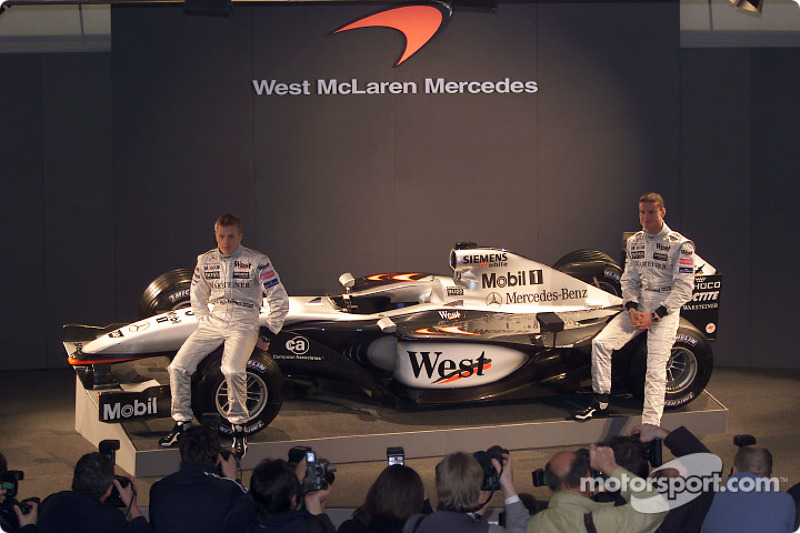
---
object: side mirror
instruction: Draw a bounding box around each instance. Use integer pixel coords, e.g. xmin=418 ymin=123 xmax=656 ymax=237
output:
xmin=377 ymin=317 xmax=397 ymax=333
xmin=339 ymin=272 xmax=355 ymax=291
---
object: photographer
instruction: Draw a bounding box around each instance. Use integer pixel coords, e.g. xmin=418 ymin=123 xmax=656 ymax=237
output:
xmin=403 ymin=450 xmax=528 ymax=533
xmin=0 ymin=453 xmax=37 ymax=532
xmin=701 ymin=445 xmax=795 ymax=533
xmin=223 ymin=456 xmax=335 ymax=533
xmin=527 ymin=444 xmax=666 ymax=533
xmin=632 ymin=423 xmax=718 ymax=533
xmin=38 ymin=452 xmax=151 ymax=533
xmin=149 ymin=425 xmax=246 ymax=532
xmin=339 ymin=464 xmax=428 ymax=533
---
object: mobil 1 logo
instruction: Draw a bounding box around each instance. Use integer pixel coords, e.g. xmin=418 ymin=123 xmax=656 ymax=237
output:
xmin=481 ymin=269 xmax=543 ymax=289
xmin=98 ymin=386 xmax=169 ymax=423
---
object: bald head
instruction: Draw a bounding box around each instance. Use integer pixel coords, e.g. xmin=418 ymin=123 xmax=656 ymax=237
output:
xmin=734 ymin=446 xmax=773 ymax=478
xmin=545 ymin=451 xmax=590 ymax=493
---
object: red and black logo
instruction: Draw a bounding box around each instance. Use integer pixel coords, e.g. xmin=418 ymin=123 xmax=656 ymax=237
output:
xmin=333 ymin=4 xmax=451 ymax=66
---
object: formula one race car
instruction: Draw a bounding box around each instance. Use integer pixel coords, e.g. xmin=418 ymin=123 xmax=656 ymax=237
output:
xmin=63 ymin=243 xmax=721 ymax=436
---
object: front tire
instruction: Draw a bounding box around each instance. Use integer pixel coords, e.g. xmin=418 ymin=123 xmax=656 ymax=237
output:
xmin=627 ymin=320 xmax=713 ymax=409
xmin=193 ymin=348 xmax=283 ymax=436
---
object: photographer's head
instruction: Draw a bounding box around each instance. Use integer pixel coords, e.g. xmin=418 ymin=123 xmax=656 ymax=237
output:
xmin=608 ymin=435 xmax=650 ymax=479
xmin=435 ymin=452 xmax=483 ymax=513
xmin=354 ymin=465 xmax=424 ymax=528
xmin=544 ymin=450 xmax=591 ymax=494
xmin=72 ymin=452 xmax=115 ymax=501
xmin=733 ymin=446 xmax=773 ymax=478
xmin=179 ymin=425 xmax=221 ymax=466
xmin=250 ymin=459 xmax=297 ymax=518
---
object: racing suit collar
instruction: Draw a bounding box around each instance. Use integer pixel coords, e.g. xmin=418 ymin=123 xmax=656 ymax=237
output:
xmin=218 ymin=245 xmax=243 ymax=260
xmin=645 ymin=222 xmax=671 ymax=239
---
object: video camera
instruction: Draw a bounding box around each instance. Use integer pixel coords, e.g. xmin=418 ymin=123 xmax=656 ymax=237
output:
xmin=302 ymin=450 xmax=337 ymax=492
xmin=473 ymin=445 xmax=508 ymax=491
xmin=99 ymin=439 xmax=131 ymax=508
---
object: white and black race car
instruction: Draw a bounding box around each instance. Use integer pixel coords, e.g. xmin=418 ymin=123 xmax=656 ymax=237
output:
xmin=63 ymin=243 xmax=721 ymax=436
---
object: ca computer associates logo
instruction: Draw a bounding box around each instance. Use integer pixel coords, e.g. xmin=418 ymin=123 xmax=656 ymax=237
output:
xmin=333 ymin=4 xmax=451 ymax=66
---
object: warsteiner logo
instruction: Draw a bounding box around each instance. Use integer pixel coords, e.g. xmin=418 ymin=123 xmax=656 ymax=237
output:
xmin=333 ymin=4 xmax=449 ymax=66
xmin=407 ymin=350 xmax=491 ymax=384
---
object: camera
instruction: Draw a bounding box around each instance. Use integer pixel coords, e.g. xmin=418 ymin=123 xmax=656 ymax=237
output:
xmin=0 ymin=470 xmax=23 ymax=499
xmin=387 ymin=446 xmax=404 ymax=467
xmin=99 ymin=439 xmax=131 ymax=508
xmin=473 ymin=445 xmax=508 ymax=491
xmin=288 ymin=446 xmax=312 ymax=467
xmin=531 ymin=468 xmax=548 ymax=488
xmin=0 ymin=470 xmax=38 ymax=529
xmin=645 ymin=438 xmax=663 ymax=467
xmin=304 ymin=450 xmax=336 ymax=492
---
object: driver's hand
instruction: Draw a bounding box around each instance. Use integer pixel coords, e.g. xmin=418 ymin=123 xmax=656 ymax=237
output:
xmin=256 ymin=337 xmax=271 ymax=351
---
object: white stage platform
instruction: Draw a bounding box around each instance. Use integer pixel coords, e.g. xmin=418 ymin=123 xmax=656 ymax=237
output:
xmin=74 ymin=376 xmax=728 ymax=477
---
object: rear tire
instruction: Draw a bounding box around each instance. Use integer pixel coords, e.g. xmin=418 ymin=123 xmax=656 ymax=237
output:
xmin=139 ymin=269 xmax=193 ymax=317
xmin=627 ymin=320 xmax=713 ymax=409
xmin=553 ymin=249 xmax=623 ymax=296
xmin=553 ymin=249 xmax=617 ymax=266
xmin=193 ymin=348 xmax=283 ymax=436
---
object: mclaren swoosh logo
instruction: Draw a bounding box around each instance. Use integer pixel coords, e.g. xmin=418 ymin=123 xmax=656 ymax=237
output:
xmin=333 ymin=5 xmax=450 ymax=66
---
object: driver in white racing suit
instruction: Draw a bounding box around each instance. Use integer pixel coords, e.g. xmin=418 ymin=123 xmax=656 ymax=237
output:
xmin=573 ymin=193 xmax=695 ymax=425
xmin=159 ymin=213 xmax=289 ymax=459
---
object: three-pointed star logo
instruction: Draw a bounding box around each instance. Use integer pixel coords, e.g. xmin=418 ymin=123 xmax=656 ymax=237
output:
xmin=486 ymin=292 xmax=503 ymax=307
xmin=333 ymin=5 xmax=449 ymax=66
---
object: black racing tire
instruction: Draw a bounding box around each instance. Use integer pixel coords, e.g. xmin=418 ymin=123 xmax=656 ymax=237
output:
xmin=193 ymin=348 xmax=283 ymax=436
xmin=553 ymin=249 xmax=623 ymax=297
xmin=627 ymin=320 xmax=714 ymax=409
xmin=553 ymin=249 xmax=616 ymax=267
xmin=139 ymin=269 xmax=193 ymax=317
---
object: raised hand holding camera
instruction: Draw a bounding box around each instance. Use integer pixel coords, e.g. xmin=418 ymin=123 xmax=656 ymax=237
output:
xmin=589 ymin=444 xmax=619 ymax=475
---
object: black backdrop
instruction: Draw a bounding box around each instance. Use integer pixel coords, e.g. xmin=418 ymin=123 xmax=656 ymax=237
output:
xmin=0 ymin=1 xmax=797 ymax=371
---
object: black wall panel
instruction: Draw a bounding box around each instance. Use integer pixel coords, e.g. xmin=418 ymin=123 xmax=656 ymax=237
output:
xmin=1 ymin=1 xmax=797 ymax=372
xmin=680 ymin=48 xmax=751 ymax=368
xmin=537 ymin=2 xmax=681 ymax=262
xmin=41 ymin=53 xmax=115 ymax=367
xmin=750 ymin=48 xmax=800 ymax=369
xmin=0 ymin=55 xmax=45 ymax=369
xmin=111 ymin=6 xmax=255 ymax=316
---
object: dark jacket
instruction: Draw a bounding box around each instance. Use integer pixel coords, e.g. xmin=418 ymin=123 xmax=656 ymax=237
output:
xmin=38 ymin=490 xmax=152 ymax=533
xmin=223 ymin=494 xmax=335 ymax=533
xmin=657 ymin=426 xmax=715 ymax=533
xmin=149 ymin=461 xmax=247 ymax=533
xmin=338 ymin=518 xmax=404 ymax=533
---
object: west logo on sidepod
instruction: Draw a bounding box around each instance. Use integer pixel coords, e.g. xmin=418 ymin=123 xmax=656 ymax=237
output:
xmin=333 ymin=4 xmax=450 ymax=66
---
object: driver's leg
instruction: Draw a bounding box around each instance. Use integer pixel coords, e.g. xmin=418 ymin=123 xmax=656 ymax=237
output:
xmin=592 ymin=311 xmax=640 ymax=397
xmin=642 ymin=313 xmax=679 ymax=426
